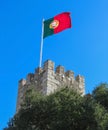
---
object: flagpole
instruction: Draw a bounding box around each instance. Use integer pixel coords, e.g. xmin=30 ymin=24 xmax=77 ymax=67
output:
xmin=39 ymin=18 xmax=44 ymax=67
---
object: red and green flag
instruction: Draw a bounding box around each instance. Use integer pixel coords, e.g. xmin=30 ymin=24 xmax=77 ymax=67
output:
xmin=43 ymin=12 xmax=72 ymax=38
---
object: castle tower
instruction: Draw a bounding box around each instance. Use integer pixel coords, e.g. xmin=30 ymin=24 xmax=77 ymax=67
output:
xmin=16 ymin=60 xmax=85 ymax=113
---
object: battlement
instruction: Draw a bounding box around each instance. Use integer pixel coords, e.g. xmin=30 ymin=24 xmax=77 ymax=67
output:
xmin=25 ymin=60 xmax=84 ymax=86
xmin=16 ymin=60 xmax=85 ymax=112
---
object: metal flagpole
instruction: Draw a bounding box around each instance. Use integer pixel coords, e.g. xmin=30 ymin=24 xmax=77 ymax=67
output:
xmin=39 ymin=18 xmax=44 ymax=67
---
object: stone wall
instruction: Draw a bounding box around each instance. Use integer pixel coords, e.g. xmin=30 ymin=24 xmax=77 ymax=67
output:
xmin=16 ymin=60 xmax=85 ymax=113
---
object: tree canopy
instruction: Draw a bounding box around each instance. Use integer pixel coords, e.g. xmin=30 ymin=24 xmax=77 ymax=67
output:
xmin=4 ymin=84 xmax=108 ymax=130
xmin=92 ymin=83 xmax=108 ymax=110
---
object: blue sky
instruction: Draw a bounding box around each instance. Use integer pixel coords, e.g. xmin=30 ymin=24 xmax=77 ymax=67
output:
xmin=0 ymin=0 xmax=108 ymax=129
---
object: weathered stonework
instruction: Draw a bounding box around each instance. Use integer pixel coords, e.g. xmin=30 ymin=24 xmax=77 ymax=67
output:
xmin=16 ymin=60 xmax=85 ymax=113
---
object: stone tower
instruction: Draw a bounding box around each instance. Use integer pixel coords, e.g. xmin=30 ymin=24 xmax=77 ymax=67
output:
xmin=16 ymin=60 xmax=85 ymax=113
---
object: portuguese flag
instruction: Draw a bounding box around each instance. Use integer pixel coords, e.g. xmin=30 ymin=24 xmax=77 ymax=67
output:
xmin=43 ymin=12 xmax=72 ymax=38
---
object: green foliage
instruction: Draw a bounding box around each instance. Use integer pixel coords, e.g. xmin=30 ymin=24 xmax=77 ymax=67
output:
xmin=79 ymin=95 xmax=108 ymax=130
xmin=4 ymin=85 xmax=108 ymax=130
xmin=92 ymin=83 xmax=108 ymax=109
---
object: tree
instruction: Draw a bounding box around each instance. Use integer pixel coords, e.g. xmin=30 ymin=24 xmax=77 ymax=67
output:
xmin=79 ymin=94 xmax=108 ymax=130
xmin=4 ymin=86 xmax=108 ymax=130
xmin=92 ymin=83 xmax=108 ymax=110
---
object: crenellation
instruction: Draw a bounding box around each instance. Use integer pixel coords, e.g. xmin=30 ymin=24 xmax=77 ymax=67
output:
xmin=16 ymin=59 xmax=85 ymax=112
xmin=75 ymin=75 xmax=85 ymax=95
xmin=43 ymin=60 xmax=54 ymax=71
xmin=75 ymin=75 xmax=84 ymax=83
xmin=35 ymin=67 xmax=43 ymax=73
xmin=19 ymin=79 xmax=26 ymax=86
xmin=56 ymin=65 xmax=65 ymax=75
xmin=65 ymin=70 xmax=74 ymax=78
xmin=75 ymin=75 xmax=85 ymax=88
xmin=27 ymin=73 xmax=34 ymax=82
